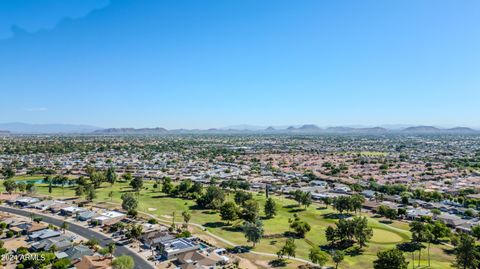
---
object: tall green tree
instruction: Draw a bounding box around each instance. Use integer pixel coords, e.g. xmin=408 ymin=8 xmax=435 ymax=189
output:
xmin=130 ymin=177 xmax=144 ymax=193
xmin=121 ymin=192 xmax=138 ymax=212
xmin=264 ymin=197 xmax=277 ymax=219
xmin=309 ymin=247 xmax=328 ymax=267
xmin=454 ymin=233 xmax=478 ymax=269
xmin=162 ymin=177 xmax=174 ymax=195
xmin=331 ymin=250 xmax=345 ymax=269
xmin=278 ymin=238 xmax=296 ymax=258
xmin=242 ymin=219 xmax=264 ymax=247
xmin=106 ymin=167 xmax=117 ymax=186
xmin=373 ymin=249 xmax=408 ymax=269
xmin=242 ymin=199 xmax=260 ymax=222
xmin=220 ymin=202 xmax=239 ymax=224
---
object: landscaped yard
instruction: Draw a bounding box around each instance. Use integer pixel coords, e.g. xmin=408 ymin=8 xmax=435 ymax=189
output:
xmin=1 ymin=176 xmax=455 ymax=268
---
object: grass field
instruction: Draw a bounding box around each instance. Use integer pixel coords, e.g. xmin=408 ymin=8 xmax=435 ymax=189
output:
xmin=1 ymin=176 xmax=454 ymax=268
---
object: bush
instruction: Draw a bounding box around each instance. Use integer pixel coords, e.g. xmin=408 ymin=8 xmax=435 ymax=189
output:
xmin=6 ymin=230 xmax=14 ymax=238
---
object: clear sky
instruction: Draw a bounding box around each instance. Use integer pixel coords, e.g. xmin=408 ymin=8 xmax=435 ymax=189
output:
xmin=1 ymin=0 xmax=479 ymax=129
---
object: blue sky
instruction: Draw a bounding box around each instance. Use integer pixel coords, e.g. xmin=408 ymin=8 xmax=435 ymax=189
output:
xmin=1 ymin=0 xmax=479 ymax=129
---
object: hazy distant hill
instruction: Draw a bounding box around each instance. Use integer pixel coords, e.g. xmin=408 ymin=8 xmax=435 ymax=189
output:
xmin=402 ymin=126 xmax=440 ymax=133
xmin=297 ymin=124 xmax=322 ymax=131
xmin=446 ymin=127 xmax=477 ymax=133
xmin=401 ymin=126 xmax=478 ymax=134
xmin=93 ymin=127 xmax=168 ymax=134
xmin=0 ymin=130 xmax=11 ymax=135
xmin=265 ymin=126 xmax=276 ymax=131
xmin=0 ymin=122 xmax=99 ymax=134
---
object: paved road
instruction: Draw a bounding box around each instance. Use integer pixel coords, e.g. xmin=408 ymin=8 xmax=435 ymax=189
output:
xmin=0 ymin=206 xmax=155 ymax=269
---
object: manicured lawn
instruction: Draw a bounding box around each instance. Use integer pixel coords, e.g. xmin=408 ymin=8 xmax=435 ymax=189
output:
xmin=0 ymin=178 xmax=454 ymax=268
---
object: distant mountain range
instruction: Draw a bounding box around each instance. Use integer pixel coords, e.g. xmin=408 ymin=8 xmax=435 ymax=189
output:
xmin=0 ymin=122 xmax=479 ymax=135
xmin=91 ymin=125 xmax=479 ymax=135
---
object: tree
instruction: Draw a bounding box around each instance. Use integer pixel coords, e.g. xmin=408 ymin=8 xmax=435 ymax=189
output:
xmin=234 ymin=191 xmax=252 ymax=206
xmin=454 ymin=233 xmax=478 ymax=269
xmin=409 ymin=221 xmax=427 ymax=267
xmin=17 ymin=182 xmax=26 ymax=193
xmin=264 ymin=197 xmax=277 ymax=219
xmin=472 ymin=225 xmax=480 ymax=240
xmin=331 ymin=250 xmax=344 ymax=269
xmin=130 ymin=177 xmax=143 ymax=193
xmin=3 ymin=179 xmax=17 ymax=194
xmin=290 ymin=216 xmax=311 ymax=238
xmin=397 ymin=242 xmax=421 ymax=268
xmin=220 ymin=202 xmax=238 ymax=224
xmin=242 ymin=219 xmax=264 ymax=247
xmin=122 ymin=173 xmax=133 ymax=182
xmin=112 ymin=255 xmax=135 ymax=269
xmin=54 ymin=175 xmax=68 ymax=195
xmin=90 ymin=171 xmax=105 ymax=188
xmin=431 ymin=208 xmax=441 ymax=217
xmin=106 ymin=242 xmax=116 ymax=259
xmin=309 ymin=247 xmax=328 ymax=267
xmin=1 ymin=166 xmax=15 ymax=179
xmin=430 ymin=220 xmax=451 ymax=242
xmin=85 ymin=185 xmax=97 ymax=201
xmin=373 ymin=249 xmax=408 ymax=269
xmin=121 ymin=192 xmax=138 ymax=212
xmin=162 ymin=177 xmax=174 ymax=195
xmin=106 ymin=167 xmax=117 ymax=186
xmin=177 ymin=179 xmax=193 ymax=197
xmin=279 ymin=238 xmax=296 ymax=258
xmin=350 ymin=194 xmax=365 ymax=214
xmin=326 ymin=225 xmax=337 ymax=244
xmin=325 ymin=217 xmax=372 ymax=248
xmin=26 ymin=182 xmax=35 ymax=194
xmin=52 ymin=258 xmax=71 ymax=269
xmin=242 ymin=199 xmax=260 ymax=222
xmin=61 ymin=222 xmax=68 ymax=234
xmin=75 ymin=185 xmax=85 ymax=197
xmin=196 ymin=186 xmax=225 ymax=209
xmin=291 ymin=190 xmax=312 ymax=209
xmin=182 ymin=211 xmax=191 ymax=229
xmin=127 ymin=224 xmax=143 ymax=246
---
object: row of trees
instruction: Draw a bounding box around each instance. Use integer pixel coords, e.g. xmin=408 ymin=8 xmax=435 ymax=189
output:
xmin=325 ymin=216 xmax=373 ymax=249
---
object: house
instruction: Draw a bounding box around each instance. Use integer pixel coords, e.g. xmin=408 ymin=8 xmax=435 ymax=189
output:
xmin=49 ymin=203 xmax=71 ymax=213
xmin=74 ymin=255 xmax=112 ymax=269
xmin=436 ymin=213 xmax=468 ymax=228
xmin=60 ymin=206 xmax=85 ymax=216
xmin=361 ymin=190 xmax=376 ymax=199
xmin=76 ymin=210 xmax=96 ymax=221
xmin=142 ymin=231 xmax=175 ymax=249
xmin=28 ymin=229 xmax=61 ymax=241
xmin=61 ymin=245 xmax=94 ymax=261
xmin=15 ymin=197 xmax=40 ymax=207
xmin=91 ymin=211 xmax=125 ymax=226
xmin=331 ymin=183 xmax=351 ymax=193
xmin=14 ymin=222 xmax=48 ymax=234
xmin=406 ymin=208 xmax=432 ymax=220
xmin=31 ymin=235 xmax=73 ymax=251
xmin=158 ymin=237 xmax=200 ymax=259
xmin=310 ymin=180 xmax=329 ymax=188
xmin=31 ymin=200 xmax=57 ymax=211
xmin=177 ymin=250 xmax=225 ymax=269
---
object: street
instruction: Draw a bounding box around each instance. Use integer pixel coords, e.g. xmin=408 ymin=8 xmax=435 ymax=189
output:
xmin=0 ymin=206 xmax=155 ymax=269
